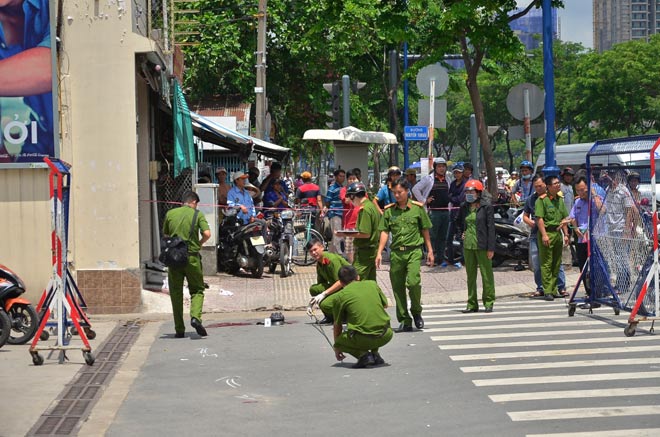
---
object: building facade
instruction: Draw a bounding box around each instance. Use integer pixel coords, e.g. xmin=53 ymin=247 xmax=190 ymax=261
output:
xmin=594 ymin=0 xmax=660 ymax=52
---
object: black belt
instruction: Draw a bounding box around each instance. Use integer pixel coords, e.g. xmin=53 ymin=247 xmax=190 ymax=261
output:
xmin=546 ymin=226 xmax=559 ymax=232
xmin=349 ymin=327 xmax=389 ymax=339
xmin=394 ymin=245 xmax=422 ymax=251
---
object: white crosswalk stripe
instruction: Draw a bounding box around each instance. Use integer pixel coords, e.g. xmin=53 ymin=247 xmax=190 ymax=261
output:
xmin=425 ymin=299 xmax=660 ymax=436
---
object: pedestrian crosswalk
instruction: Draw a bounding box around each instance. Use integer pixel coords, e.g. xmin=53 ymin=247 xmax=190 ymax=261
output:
xmin=423 ymin=299 xmax=660 ymax=436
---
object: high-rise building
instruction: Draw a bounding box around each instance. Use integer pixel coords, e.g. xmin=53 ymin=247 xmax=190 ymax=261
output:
xmin=594 ymin=0 xmax=660 ymax=52
xmin=510 ymin=7 xmax=559 ymax=51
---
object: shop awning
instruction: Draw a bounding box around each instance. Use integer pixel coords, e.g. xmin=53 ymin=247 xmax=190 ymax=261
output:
xmin=190 ymin=112 xmax=290 ymax=162
xmin=190 ymin=111 xmax=252 ymax=157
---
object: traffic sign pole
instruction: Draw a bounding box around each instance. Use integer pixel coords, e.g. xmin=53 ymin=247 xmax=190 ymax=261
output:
xmin=428 ymin=79 xmax=435 ymax=170
xmin=524 ymin=88 xmax=532 ymax=161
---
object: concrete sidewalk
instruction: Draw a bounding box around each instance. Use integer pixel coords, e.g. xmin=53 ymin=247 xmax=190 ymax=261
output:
xmin=142 ymin=258 xmax=580 ymax=314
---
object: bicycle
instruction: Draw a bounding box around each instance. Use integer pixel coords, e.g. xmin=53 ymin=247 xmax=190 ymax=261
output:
xmin=291 ymin=207 xmax=326 ymax=266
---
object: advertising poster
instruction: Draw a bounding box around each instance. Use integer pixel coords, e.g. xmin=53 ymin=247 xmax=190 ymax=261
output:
xmin=0 ymin=0 xmax=57 ymax=165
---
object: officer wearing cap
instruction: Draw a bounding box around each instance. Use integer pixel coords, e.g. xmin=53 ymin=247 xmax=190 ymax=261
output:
xmin=376 ymin=178 xmax=433 ymax=332
xmin=412 ymin=157 xmax=452 ymax=267
xmin=227 ymin=171 xmax=257 ymax=224
xmin=336 ymin=182 xmax=380 ymax=281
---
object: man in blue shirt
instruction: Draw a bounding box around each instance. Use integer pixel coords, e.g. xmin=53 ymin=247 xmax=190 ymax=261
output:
xmin=374 ymin=166 xmax=401 ymax=213
xmin=323 ymin=168 xmax=346 ymax=255
xmin=512 ymin=160 xmax=535 ymax=204
xmin=569 ymin=177 xmax=603 ymax=297
xmin=227 ymin=171 xmax=256 ymax=224
xmin=0 ymin=0 xmax=54 ymax=162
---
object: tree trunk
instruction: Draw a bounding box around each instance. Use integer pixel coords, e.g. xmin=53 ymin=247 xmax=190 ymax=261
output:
xmin=465 ymin=71 xmax=496 ymax=197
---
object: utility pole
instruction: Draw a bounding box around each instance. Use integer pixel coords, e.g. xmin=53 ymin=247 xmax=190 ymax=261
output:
xmin=255 ymin=0 xmax=268 ymax=140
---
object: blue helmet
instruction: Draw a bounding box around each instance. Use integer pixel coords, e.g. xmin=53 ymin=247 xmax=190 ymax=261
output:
xmin=520 ymin=160 xmax=533 ymax=170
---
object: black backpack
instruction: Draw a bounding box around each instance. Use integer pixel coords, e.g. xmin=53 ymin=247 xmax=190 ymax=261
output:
xmin=159 ymin=210 xmax=199 ymax=268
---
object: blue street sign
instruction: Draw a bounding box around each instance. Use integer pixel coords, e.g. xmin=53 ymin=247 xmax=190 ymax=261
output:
xmin=404 ymin=126 xmax=429 ymax=141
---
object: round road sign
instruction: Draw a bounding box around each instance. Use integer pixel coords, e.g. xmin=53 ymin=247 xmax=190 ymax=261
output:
xmin=506 ymin=83 xmax=544 ymax=121
xmin=416 ymin=64 xmax=449 ymax=97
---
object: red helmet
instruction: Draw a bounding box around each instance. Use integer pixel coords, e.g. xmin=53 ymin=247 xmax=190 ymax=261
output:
xmin=465 ymin=179 xmax=483 ymax=191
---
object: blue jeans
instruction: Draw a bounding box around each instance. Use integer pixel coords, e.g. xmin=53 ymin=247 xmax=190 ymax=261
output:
xmin=529 ymin=236 xmax=565 ymax=292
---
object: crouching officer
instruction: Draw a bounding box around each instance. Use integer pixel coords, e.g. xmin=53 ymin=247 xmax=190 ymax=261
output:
xmin=307 ymin=238 xmax=350 ymax=325
xmin=335 ymin=182 xmax=381 ymax=281
xmin=376 ymin=178 xmax=434 ymax=332
xmin=331 ymin=265 xmax=393 ymax=368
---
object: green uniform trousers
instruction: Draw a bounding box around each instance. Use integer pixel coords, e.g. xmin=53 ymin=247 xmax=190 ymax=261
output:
xmin=334 ymin=327 xmax=394 ymax=359
xmin=309 ymin=284 xmax=341 ymax=318
xmin=538 ymin=231 xmax=563 ymax=297
xmin=390 ymin=248 xmax=423 ymax=325
xmin=464 ymin=248 xmax=495 ymax=310
xmin=353 ymin=249 xmax=377 ymax=281
xmin=168 ymin=254 xmax=205 ymax=334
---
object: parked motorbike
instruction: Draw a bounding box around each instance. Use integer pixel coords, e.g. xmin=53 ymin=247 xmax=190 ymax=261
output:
xmin=217 ymin=207 xmax=266 ymax=278
xmin=0 ymin=264 xmax=40 ymax=345
xmin=493 ymin=207 xmax=529 ymax=269
xmin=263 ymin=209 xmax=295 ymax=277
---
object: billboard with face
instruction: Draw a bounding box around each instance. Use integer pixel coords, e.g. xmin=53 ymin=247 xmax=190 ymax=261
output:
xmin=0 ymin=0 xmax=57 ymax=166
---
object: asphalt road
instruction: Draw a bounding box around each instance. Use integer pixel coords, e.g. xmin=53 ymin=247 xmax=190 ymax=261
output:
xmin=105 ymin=297 xmax=660 ymax=437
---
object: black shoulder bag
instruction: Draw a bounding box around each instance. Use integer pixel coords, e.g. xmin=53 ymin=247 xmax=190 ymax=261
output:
xmin=159 ymin=210 xmax=199 ymax=268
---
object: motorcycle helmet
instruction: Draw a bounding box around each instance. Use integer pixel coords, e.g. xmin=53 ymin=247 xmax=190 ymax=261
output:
xmin=627 ymin=171 xmax=641 ymax=183
xmin=387 ymin=166 xmax=402 ymax=176
xmin=464 ymin=179 xmax=484 ymax=192
xmin=433 ymin=157 xmax=447 ymax=167
xmin=270 ymin=312 xmax=285 ymax=326
xmin=520 ymin=160 xmax=534 ymax=170
xmin=346 ymin=182 xmax=367 ymax=196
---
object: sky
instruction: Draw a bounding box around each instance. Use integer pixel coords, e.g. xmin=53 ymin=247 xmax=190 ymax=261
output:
xmin=517 ymin=0 xmax=593 ymax=48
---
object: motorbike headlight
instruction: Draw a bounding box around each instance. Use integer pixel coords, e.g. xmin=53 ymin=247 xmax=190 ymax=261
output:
xmin=285 ymin=223 xmax=293 ymax=232
xmin=281 ymin=209 xmax=294 ymax=220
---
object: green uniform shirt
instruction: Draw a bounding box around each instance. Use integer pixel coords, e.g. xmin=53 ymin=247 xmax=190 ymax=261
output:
xmin=463 ymin=207 xmax=478 ymax=250
xmin=316 ymin=252 xmax=350 ymax=288
xmin=378 ymin=200 xmax=431 ymax=248
xmin=354 ymin=199 xmax=381 ymax=249
xmin=163 ymin=205 xmax=210 ymax=253
xmin=332 ymin=280 xmax=390 ymax=336
xmin=535 ymin=194 xmax=568 ymax=228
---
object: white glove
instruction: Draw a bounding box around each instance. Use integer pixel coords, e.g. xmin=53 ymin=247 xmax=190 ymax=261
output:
xmin=310 ymin=293 xmax=326 ymax=306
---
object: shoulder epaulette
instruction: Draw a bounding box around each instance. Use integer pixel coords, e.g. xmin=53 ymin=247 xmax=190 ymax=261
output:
xmin=384 ymin=203 xmax=396 ymax=209
xmin=411 ymin=200 xmax=425 ymax=207
xmin=539 ymin=193 xmax=547 ymax=199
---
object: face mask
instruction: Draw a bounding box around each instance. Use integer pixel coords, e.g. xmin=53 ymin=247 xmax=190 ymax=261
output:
xmin=522 ymin=173 xmax=532 ymax=180
xmin=465 ymin=193 xmax=478 ymax=203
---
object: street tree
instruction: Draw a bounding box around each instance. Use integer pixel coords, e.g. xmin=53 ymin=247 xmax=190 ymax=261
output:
xmin=406 ymin=0 xmax=564 ymax=195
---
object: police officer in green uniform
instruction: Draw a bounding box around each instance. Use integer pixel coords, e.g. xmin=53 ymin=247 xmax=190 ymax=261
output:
xmin=307 ymin=238 xmax=350 ymax=324
xmin=162 ymin=191 xmax=211 ymax=337
xmin=535 ymin=175 xmax=570 ymax=301
xmin=335 ymin=182 xmax=381 ymax=281
xmin=331 ymin=265 xmax=394 ymax=368
xmin=376 ymin=178 xmax=434 ymax=332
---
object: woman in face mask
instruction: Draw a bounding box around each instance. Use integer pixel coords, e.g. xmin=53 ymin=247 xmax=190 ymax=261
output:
xmin=455 ymin=179 xmax=496 ymax=313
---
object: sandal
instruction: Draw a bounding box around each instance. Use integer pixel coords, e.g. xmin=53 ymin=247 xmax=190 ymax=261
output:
xmin=558 ymin=291 xmax=570 ymax=298
xmin=529 ymin=291 xmax=545 ymax=298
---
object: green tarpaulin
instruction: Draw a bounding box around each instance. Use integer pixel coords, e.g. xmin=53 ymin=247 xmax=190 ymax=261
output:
xmin=173 ymin=80 xmax=195 ymax=177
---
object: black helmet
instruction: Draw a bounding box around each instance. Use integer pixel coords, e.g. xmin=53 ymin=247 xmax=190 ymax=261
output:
xmin=627 ymin=171 xmax=640 ymax=182
xmin=346 ymin=182 xmax=367 ymax=196
xmin=270 ymin=312 xmax=285 ymax=326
